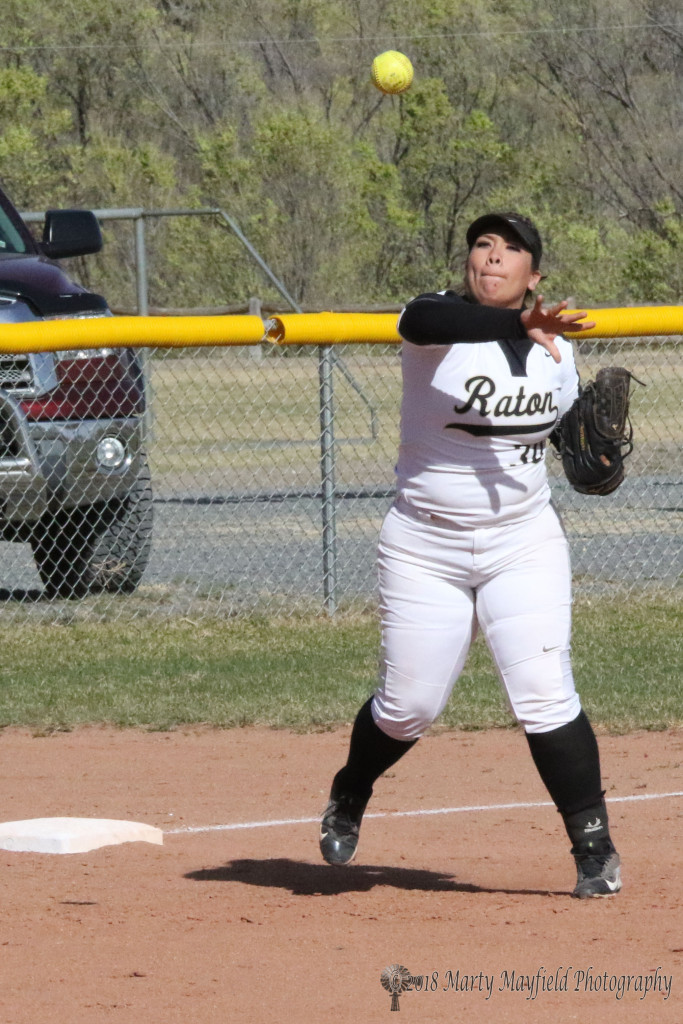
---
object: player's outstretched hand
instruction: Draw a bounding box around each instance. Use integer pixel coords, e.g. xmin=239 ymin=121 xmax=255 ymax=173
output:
xmin=520 ymin=297 xmax=596 ymax=363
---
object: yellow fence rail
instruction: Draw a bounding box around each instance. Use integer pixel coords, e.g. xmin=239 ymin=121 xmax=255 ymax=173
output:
xmin=1 ymin=306 xmax=682 ymax=354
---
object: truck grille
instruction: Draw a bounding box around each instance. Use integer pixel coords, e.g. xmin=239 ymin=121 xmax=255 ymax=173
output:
xmin=0 ymin=406 xmax=21 ymax=457
xmin=0 ymin=355 xmax=34 ymax=393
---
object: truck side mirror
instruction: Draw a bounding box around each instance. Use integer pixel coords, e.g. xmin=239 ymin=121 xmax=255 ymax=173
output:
xmin=41 ymin=209 xmax=103 ymax=259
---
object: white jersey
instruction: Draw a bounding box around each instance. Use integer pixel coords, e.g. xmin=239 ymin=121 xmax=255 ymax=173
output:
xmin=396 ymin=332 xmax=579 ymax=527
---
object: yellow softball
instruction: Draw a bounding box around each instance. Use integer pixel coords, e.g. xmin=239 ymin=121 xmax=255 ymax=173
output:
xmin=371 ymin=51 xmax=414 ymax=95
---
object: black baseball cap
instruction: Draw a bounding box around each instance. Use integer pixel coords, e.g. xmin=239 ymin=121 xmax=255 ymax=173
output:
xmin=466 ymin=212 xmax=543 ymax=269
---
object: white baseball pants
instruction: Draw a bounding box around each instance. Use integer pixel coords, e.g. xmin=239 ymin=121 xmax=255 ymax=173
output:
xmin=374 ymin=500 xmax=581 ymax=739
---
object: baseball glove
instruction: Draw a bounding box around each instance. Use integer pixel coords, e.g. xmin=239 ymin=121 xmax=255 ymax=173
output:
xmin=551 ymin=367 xmax=643 ymax=496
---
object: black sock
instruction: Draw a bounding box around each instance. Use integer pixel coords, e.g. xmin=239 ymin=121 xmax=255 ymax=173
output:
xmin=562 ymin=801 xmax=613 ymax=852
xmin=525 ymin=710 xmax=612 ymax=849
xmin=332 ymin=697 xmax=416 ymax=800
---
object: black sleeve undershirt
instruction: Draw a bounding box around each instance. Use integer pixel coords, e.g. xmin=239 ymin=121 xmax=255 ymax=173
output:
xmin=398 ymin=290 xmax=528 ymax=345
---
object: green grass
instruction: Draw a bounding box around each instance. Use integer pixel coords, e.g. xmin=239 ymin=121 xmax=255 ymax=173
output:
xmin=0 ymin=595 xmax=679 ymax=734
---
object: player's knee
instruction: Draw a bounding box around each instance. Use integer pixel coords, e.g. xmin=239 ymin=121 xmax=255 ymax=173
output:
xmin=373 ymin=714 xmax=430 ymax=742
xmin=502 ymin=647 xmax=579 ymax=733
xmin=514 ymin=693 xmax=582 ymax=733
xmin=372 ymin=692 xmax=438 ymax=742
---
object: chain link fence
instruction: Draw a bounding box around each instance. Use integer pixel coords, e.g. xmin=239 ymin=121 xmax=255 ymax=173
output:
xmin=0 ymin=330 xmax=679 ymax=621
xmin=0 ymin=206 xmax=678 ymax=620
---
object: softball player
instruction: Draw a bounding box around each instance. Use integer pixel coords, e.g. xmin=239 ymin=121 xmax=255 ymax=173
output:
xmin=320 ymin=212 xmax=622 ymax=899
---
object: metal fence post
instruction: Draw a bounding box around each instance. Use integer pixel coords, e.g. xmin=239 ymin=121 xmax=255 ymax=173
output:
xmin=248 ymin=297 xmax=263 ymax=360
xmin=134 ymin=214 xmax=149 ymax=315
xmin=318 ymin=345 xmax=338 ymax=615
xmin=134 ymin=213 xmax=153 ymax=439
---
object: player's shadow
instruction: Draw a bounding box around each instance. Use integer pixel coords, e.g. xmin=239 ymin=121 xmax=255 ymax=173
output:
xmin=184 ymin=858 xmax=565 ymax=898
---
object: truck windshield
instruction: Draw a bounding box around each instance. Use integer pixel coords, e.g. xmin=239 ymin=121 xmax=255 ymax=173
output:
xmin=0 ymin=207 xmax=28 ymax=254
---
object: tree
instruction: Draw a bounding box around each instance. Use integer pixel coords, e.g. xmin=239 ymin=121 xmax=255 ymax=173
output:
xmin=519 ymin=0 xmax=682 ymax=234
xmin=0 ymin=67 xmax=74 ymax=206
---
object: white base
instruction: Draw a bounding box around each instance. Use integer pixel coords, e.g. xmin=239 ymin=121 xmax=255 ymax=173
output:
xmin=0 ymin=817 xmax=164 ymax=854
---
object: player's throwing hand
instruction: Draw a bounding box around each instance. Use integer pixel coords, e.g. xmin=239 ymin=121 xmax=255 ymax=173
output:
xmin=521 ymin=296 xmax=596 ymax=363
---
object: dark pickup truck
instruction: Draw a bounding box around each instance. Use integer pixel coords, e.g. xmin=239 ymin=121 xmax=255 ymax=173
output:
xmin=0 ymin=186 xmax=152 ymax=597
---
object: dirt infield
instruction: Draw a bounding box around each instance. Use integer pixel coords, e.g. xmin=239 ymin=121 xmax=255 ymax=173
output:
xmin=0 ymin=725 xmax=680 ymax=1023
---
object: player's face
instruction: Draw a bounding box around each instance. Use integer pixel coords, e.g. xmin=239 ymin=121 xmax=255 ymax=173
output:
xmin=465 ymin=231 xmax=542 ymax=309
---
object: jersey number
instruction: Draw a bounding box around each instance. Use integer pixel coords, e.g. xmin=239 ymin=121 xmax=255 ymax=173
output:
xmin=515 ymin=442 xmax=545 ymax=464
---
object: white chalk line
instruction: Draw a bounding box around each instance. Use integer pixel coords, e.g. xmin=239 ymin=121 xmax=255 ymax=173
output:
xmin=165 ymin=789 xmax=683 ymax=836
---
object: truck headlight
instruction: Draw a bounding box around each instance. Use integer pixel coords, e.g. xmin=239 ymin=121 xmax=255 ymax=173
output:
xmin=96 ymin=436 xmax=127 ymax=470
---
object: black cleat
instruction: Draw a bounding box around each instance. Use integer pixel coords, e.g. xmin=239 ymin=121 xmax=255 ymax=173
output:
xmin=572 ymin=839 xmax=622 ymax=899
xmin=319 ymin=790 xmax=370 ymax=865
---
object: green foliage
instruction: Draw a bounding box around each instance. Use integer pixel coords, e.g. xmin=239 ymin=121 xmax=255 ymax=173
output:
xmin=194 ymin=104 xmax=421 ymax=304
xmin=624 ymin=204 xmax=683 ymax=305
xmin=537 ymin=218 xmax=633 ymax=306
xmin=0 ymin=0 xmax=680 ymax=308
xmin=0 ymin=67 xmax=74 ymax=205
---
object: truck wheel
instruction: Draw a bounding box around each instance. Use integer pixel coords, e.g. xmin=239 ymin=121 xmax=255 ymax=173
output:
xmin=30 ymin=459 xmax=153 ymax=599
